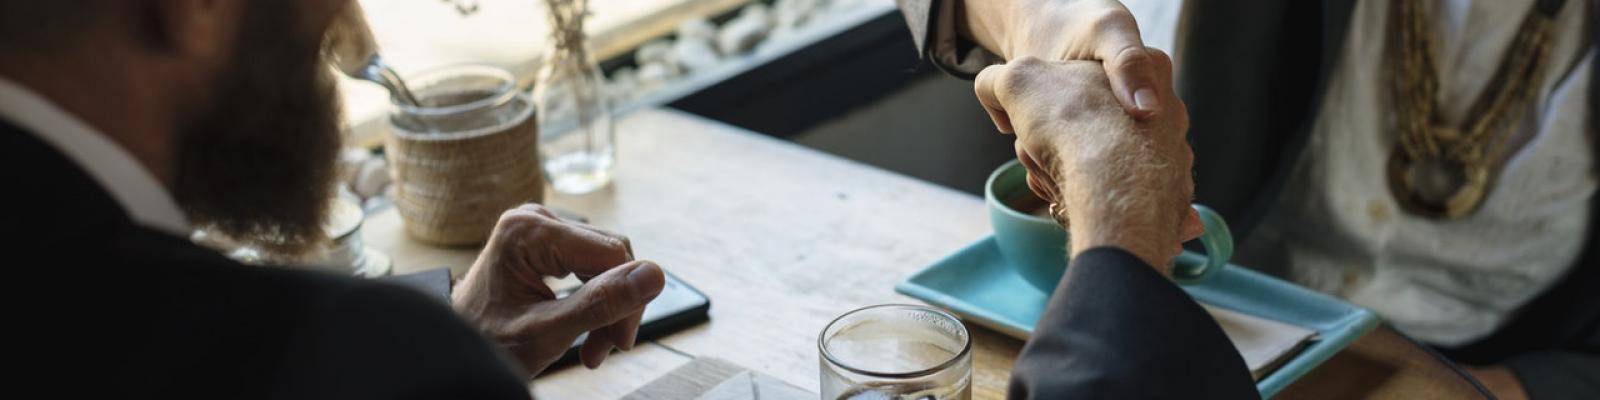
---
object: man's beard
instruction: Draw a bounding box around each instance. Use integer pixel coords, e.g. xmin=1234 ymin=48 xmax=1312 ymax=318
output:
xmin=174 ymin=0 xmax=341 ymax=255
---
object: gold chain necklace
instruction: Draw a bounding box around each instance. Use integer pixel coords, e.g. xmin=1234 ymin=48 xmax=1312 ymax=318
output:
xmin=1385 ymin=0 xmax=1560 ymax=219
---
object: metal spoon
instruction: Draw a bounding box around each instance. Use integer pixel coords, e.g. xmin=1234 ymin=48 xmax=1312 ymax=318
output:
xmin=325 ymin=3 xmax=423 ymax=107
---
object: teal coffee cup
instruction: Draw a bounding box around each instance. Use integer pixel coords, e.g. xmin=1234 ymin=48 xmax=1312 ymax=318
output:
xmin=985 ymin=160 xmax=1234 ymax=293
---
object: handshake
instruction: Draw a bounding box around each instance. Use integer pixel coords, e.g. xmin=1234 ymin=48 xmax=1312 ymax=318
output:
xmin=973 ymin=55 xmax=1202 ymax=273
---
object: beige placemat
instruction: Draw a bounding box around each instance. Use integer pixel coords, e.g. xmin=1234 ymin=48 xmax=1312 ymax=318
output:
xmin=623 ymin=357 xmax=814 ymax=400
xmin=1207 ymin=305 xmax=1320 ymax=380
xmin=628 ymin=309 xmax=1316 ymax=399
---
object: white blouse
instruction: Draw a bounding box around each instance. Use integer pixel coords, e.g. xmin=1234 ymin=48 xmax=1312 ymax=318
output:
xmin=1253 ymin=0 xmax=1595 ymax=346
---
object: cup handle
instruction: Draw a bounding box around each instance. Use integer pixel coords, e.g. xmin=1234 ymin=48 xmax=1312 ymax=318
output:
xmin=1171 ymin=204 xmax=1233 ymax=284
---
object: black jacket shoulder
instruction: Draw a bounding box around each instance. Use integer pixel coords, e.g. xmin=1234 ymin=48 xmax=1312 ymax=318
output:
xmin=4 ymin=122 xmax=528 ymax=400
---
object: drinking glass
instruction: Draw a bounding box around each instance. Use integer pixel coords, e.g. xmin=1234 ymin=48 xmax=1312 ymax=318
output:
xmin=819 ymin=304 xmax=973 ymax=400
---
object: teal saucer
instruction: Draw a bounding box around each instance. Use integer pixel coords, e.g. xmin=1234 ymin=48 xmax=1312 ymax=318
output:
xmin=895 ymin=236 xmax=1379 ymax=398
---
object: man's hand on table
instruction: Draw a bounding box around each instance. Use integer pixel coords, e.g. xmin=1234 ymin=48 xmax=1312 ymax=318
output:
xmin=974 ymin=56 xmax=1202 ymax=272
xmin=958 ymin=0 xmax=1163 ymax=119
xmin=451 ymin=204 xmax=666 ymax=377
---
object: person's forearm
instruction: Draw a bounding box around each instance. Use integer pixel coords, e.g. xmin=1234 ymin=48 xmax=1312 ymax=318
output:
xmin=955 ymin=0 xmax=1016 ymax=58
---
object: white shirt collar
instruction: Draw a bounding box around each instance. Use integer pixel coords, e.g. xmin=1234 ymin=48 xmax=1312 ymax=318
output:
xmin=0 ymin=76 xmax=191 ymax=236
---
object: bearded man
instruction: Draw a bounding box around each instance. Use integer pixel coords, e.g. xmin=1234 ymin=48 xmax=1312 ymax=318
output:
xmin=2 ymin=0 xmax=667 ymax=396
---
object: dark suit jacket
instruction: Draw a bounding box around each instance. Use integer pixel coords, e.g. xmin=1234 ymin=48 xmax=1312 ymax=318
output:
xmin=4 ymin=121 xmax=530 ymax=399
xmin=897 ymin=0 xmax=1599 ymax=398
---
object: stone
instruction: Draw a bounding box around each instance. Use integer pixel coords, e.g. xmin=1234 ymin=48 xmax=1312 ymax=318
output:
xmin=337 ymin=147 xmax=374 ymax=187
xmin=676 ymin=17 xmax=718 ymax=40
xmin=674 ymin=36 xmax=723 ymax=73
xmin=634 ymin=39 xmax=681 ymax=75
xmin=352 ymin=156 xmax=390 ymax=199
xmin=718 ymin=4 xmax=772 ymax=55
xmin=605 ymin=66 xmax=640 ymax=102
xmin=774 ymin=0 xmax=824 ymax=31
xmin=636 ymin=62 xmax=675 ymax=91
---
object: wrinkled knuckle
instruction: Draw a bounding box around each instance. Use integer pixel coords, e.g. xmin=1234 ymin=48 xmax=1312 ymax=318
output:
xmin=1145 ymin=47 xmax=1173 ymax=68
xmin=587 ymin=282 xmax=633 ymax=321
xmin=496 ymin=208 xmax=536 ymax=231
xmin=524 ymin=220 xmax=560 ymax=244
xmin=1011 ymin=55 xmax=1046 ymax=68
xmin=497 ymin=208 xmax=524 ymax=224
xmin=1089 ymin=8 xmax=1137 ymax=34
xmin=993 ymin=66 xmax=1030 ymax=98
xmin=1111 ymin=46 xmax=1153 ymax=74
xmin=616 ymin=236 xmax=634 ymax=257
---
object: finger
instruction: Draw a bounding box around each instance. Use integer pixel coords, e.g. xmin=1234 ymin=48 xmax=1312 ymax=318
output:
xmin=1144 ymin=46 xmax=1191 ymax=134
xmin=1030 ymin=171 xmax=1056 ymax=204
xmin=1091 ymin=9 xmax=1159 ymax=118
xmin=1017 ymin=144 xmax=1058 ymax=203
xmin=1145 ymin=47 xmax=1175 ymax=93
xmin=608 ymin=309 xmax=644 ymax=351
xmin=515 ymin=203 xmax=560 ymax=219
xmin=973 ymin=64 xmax=1015 ymax=133
xmin=579 ymin=332 xmax=613 ymax=369
xmin=515 ymin=219 xmax=634 ymax=279
xmin=572 ymin=223 xmax=635 ymax=264
xmin=1180 ymin=208 xmax=1204 ymax=242
xmin=540 ymin=261 xmax=665 ymax=339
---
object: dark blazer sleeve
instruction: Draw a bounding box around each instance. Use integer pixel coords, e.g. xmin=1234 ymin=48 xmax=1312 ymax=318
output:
xmin=895 ymin=0 xmax=1003 ymax=79
xmin=1008 ymin=247 xmax=1258 ymax=399
xmin=380 ymin=267 xmax=454 ymax=304
xmin=270 ymin=280 xmax=531 ymax=400
xmin=1506 ymin=352 xmax=1600 ymax=400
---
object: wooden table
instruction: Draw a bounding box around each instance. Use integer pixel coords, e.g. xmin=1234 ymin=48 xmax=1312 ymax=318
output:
xmin=365 ymin=108 xmax=1485 ymax=399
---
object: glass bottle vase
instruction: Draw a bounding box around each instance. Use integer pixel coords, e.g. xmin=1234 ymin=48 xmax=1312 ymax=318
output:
xmin=534 ymin=40 xmax=615 ymax=195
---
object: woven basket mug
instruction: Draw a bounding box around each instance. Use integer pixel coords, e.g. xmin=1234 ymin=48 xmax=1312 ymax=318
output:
xmin=385 ymin=65 xmax=542 ymax=246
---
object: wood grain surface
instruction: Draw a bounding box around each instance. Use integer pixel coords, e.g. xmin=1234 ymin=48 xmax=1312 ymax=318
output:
xmin=365 ymin=108 xmax=1484 ymax=399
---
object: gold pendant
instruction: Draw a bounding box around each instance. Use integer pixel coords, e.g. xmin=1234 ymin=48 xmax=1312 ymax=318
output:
xmin=1386 ymin=149 xmax=1490 ymax=219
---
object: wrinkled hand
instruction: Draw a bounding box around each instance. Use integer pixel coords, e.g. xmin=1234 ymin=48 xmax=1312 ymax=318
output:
xmin=452 ymin=204 xmax=665 ymax=376
xmin=960 ymin=0 xmax=1163 ymax=118
xmin=974 ymin=55 xmax=1202 ymax=272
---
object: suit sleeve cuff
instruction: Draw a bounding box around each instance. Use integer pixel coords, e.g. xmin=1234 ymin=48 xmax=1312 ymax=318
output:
xmin=898 ymin=0 xmax=1003 ymax=79
xmin=379 ymin=267 xmax=454 ymax=304
xmin=927 ymin=0 xmax=1004 ymax=79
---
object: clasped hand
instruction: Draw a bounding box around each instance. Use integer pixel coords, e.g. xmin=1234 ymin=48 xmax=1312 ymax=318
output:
xmin=974 ymin=55 xmax=1203 ymax=271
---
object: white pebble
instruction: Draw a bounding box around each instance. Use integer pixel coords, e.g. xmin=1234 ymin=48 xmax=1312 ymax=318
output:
xmin=635 ymin=39 xmax=678 ymax=69
xmin=338 ymin=148 xmax=373 ymax=187
xmin=353 ymin=156 xmax=390 ymax=199
xmin=676 ymin=17 xmax=717 ymax=40
xmin=718 ymin=4 xmax=772 ymax=55
xmin=675 ymin=37 xmax=722 ymax=72
xmin=635 ymin=62 xmax=675 ymax=91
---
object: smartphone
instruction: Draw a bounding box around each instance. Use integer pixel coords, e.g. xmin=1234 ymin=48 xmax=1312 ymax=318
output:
xmin=545 ymin=271 xmax=710 ymax=370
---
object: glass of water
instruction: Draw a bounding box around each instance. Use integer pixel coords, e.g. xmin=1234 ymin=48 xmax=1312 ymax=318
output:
xmin=820 ymin=304 xmax=973 ymax=400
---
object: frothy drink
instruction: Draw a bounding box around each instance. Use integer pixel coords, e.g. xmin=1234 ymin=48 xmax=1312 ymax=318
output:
xmin=821 ymin=311 xmax=972 ymax=400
